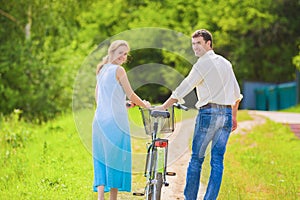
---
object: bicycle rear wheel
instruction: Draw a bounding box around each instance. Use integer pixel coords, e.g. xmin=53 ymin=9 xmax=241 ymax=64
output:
xmin=145 ymin=145 xmax=164 ymax=200
xmin=145 ymin=146 xmax=156 ymax=200
xmin=146 ymin=172 xmax=163 ymax=200
xmin=155 ymin=172 xmax=163 ymax=200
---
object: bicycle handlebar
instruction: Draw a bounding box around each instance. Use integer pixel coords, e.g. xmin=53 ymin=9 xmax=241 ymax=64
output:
xmin=150 ymin=110 xmax=170 ymax=118
xmin=173 ymin=103 xmax=188 ymax=111
xmin=130 ymin=102 xmax=188 ymax=112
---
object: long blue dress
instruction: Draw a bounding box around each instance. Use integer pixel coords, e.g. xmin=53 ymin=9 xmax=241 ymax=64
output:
xmin=92 ymin=63 xmax=131 ymax=192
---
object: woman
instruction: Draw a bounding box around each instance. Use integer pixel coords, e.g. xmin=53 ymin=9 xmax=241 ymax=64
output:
xmin=92 ymin=40 xmax=151 ymax=200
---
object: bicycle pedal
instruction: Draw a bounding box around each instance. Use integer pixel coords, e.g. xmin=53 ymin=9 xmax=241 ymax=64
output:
xmin=166 ymin=172 xmax=176 ymax=176
xmin=133 ymin=192 xmax=144 ymax=196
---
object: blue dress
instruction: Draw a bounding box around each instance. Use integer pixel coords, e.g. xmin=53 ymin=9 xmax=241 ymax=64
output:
xmin=92 ymin=64 xmax=131 ymax=192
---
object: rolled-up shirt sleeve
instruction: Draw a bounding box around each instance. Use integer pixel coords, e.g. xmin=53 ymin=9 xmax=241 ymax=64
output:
xmin=170 ymin=66 xmax=202 ymax=104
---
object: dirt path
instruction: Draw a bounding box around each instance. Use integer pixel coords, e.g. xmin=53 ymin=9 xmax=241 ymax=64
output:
xmin=161 ymin=112 xmax=266 ymax=200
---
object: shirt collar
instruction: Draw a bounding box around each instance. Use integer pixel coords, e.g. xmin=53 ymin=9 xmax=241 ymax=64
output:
xmin=197 ymin=50 xmax=215 ymax=61
xmin=205 ymin=50 xmax=215 ymax=56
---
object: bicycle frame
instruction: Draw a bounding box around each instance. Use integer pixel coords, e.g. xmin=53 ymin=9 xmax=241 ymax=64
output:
xmin=144 ymin=111 xmax=169 ymax=200
xmin=133 ymin=103 xmax=188 ymax=200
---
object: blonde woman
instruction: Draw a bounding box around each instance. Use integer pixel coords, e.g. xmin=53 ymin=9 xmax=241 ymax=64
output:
xmin=92 ymin=40 xmax=151 ymax=200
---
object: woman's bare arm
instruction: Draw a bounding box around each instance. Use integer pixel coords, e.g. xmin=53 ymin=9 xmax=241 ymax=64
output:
xmin=116 ymin=66 xmax=150 ymax=108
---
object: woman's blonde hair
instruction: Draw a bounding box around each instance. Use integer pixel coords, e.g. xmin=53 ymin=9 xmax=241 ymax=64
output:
xmin=96 ymin=40 xmax=130 ymax=74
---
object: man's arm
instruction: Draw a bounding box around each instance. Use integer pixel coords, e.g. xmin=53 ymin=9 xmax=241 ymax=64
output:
xmin=157 ymin=65 xmax=202 ymax=110
xmin=160 ymin=97 xmax=178 ymax=110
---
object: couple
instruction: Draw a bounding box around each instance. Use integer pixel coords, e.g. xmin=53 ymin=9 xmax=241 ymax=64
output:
xmin=92 ymin=29 xmax=242 ymax=200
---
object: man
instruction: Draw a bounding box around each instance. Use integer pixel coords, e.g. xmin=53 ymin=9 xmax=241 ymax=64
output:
xmin=157 ymin=29 xmax=242 ymax=200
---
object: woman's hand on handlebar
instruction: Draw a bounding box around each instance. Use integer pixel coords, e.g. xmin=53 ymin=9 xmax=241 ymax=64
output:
xmin=126 ymin=100 xmax=151 ymax=109
xmin=143 ymin=100 xmax=151 ymax=108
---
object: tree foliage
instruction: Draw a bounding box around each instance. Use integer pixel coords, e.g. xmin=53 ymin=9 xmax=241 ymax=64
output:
xmin=0 ymin=0 xmax=299 ymax=120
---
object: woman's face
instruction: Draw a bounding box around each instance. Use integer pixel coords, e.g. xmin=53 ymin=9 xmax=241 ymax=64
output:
xmin=111 ymin=45 xmax=129 ymax=65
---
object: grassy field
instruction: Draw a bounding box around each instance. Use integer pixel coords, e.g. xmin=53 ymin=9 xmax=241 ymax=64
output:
xmin=0 ymin=107 xmax=299 ymax=199
xmin=281 ymin=104 xmax=300 ymax=113
xmin=0 ymin=111 xmax=94 ymax=199
xmin=219 ymin=119 xmax=300 ymax=199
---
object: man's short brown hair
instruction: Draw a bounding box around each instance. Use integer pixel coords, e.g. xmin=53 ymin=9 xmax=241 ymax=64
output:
xmin=192 ymin=29 xmax=213 ymax=48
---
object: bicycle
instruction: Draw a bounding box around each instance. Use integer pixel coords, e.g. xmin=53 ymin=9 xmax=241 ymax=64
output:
xmin=133 ymin=103 xmax=188 ymax=200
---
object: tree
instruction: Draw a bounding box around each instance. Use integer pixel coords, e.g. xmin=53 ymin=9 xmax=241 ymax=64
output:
xmin=0 ymin=0 xmax=92 ymax=120
xmin=1 ymin=0 xmax=299 ymax=120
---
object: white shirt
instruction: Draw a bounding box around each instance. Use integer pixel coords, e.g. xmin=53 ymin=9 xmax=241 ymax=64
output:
xmin=171 ymin=50 xmax=242 ymax=109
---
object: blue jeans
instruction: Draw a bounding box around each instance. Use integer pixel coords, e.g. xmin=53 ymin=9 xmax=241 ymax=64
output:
xmin=184 ymin=105 xmax=232 ymax=200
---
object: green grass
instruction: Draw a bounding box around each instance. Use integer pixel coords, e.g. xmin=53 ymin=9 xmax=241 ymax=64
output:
xmin=281 ymin=104 xmax=300 ymax=113
xmin=219 ymin=119 xmax=300 ymax=199
xmin=0 ymin=111 xmax=95 ymax=199
xmin=1 ymin=108 xmax=299 ymax=199
xmin=237 ymin=110 xmax=253 ymax=121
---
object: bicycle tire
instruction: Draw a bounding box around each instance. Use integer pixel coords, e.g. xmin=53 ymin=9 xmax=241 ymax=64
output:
xmin=155 ymin=172 xmax=163 ymax=200
xmin=146 ymin=147 xmax=158 ymax=200
xmin=146 ymin=172 xmax=163 ymax=200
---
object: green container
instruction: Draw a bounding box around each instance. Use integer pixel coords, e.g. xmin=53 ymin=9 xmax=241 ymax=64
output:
xmin=277 ymin=82 xmax=297 ymax=110
xmin=266 ymin=86 xmax=278 ymax=111
xmin=255 ymin=87 xmax=267 ymax=110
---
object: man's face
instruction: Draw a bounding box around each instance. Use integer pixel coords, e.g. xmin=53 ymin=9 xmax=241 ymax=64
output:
xmin=192 ymin=36 xmax=210 ymax=57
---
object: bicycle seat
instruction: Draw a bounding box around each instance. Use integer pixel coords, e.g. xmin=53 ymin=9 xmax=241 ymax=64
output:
xmin=150 ymin=110 xmax=170 ymax=118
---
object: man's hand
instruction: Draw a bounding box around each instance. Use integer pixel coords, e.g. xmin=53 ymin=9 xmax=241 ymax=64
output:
xmin=231 ymin=100 xmax=240 ymax=132
xmin=232 ymin=117 xmax=237 ymax=131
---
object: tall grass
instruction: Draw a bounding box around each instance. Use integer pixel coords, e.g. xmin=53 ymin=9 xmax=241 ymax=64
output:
xmin=0 ymin=111 xmax=94 ymax=199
